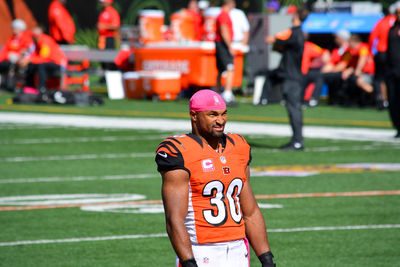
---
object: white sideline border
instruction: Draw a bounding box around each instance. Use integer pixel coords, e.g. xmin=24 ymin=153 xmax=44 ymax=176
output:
xmin=0 ymin=112 xmax=398 ymax=143
xmin=0 ymin=224 xmax=399 ymax=247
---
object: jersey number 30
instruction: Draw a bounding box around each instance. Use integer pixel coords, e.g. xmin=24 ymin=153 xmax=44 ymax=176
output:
xmin=202 ymin=178 xmax=243 ymax=226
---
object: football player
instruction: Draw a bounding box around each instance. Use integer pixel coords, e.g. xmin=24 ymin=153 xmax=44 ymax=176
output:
xmin=155 ymin=90 xmax=275 ymax=267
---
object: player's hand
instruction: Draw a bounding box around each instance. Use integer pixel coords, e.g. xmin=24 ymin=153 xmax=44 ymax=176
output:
xmin=341 ymin=68 xmax=353 ymax=80
xmin=258 ymin=251 xmax=276 ymax=267
xmin=229 ymin=46 xmax=235 ymax=56
xmin=265 ymin=35 xmax=275 ymax=44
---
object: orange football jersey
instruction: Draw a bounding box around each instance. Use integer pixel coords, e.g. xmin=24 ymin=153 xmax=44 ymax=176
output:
xmin=155 ymin=133 xmax=251 ymax=244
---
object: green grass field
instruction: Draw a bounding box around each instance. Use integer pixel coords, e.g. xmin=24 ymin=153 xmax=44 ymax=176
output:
xmin=0 ymin=93 xmax=399 ymax=266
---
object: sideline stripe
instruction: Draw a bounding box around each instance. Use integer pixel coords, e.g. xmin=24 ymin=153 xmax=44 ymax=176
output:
xmin=0 ymin=112 xmax=396 ymax=143
xmin=0 ymin=224 xmax=399 ymax=247
xmin=2 ymin=144 xmax=400 ymax=163
xmin=0 ymin=152 xmax=154 ymax=162
xmin=1 ymin=190 xmax=398 ymax=212
xmin=0 ymin=174 xmax=159 ymax=184
xmin=255 ymin=190 xmax=400 ymax=199
xmin=0 ymin=104 xmax=391 ymax=128
xmin=0 ymin=135 xmax=166 ymax=145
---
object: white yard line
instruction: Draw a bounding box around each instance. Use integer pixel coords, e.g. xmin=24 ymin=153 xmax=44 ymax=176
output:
xmin=0 ymin=153 xmax=154 ymax=163
xmin=0 ymin=174 xmax=159 ymax=184
xmin=0 ymin=224 xmax=398 ymax=247
xmin=0 ymin=135 xmax=166 ymax=145
xmin=1 ymin=143 xmax=399 ymax=163
xmin=0 ymin=112 xmax=397 ymax=143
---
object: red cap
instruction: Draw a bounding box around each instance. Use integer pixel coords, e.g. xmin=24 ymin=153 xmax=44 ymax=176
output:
xmin=99 ymin=0 xmax=113 ymax=4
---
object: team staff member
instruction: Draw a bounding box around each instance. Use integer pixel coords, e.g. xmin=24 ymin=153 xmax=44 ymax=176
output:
xmin=386 ymin=3 xmax=400 ymax=138
xmin=341 ymin=34 xmax=375 ymax=92
xmin=48 ymin=0 xmax=75 ymax=44
xmin=215 ymin=0 xmax=236 ymax=105
xmin=155 ymin=90 xmax=275 ymax=267
xmin=265 ymin=7 xmax=309 ymax=150
xmin=301 ymin=38 xmax=330 ymax=107
xmin=21 ymin=26 xmax=67 ymax=93
xmin=368 ymin=7 xmax=396 ymax=109
xmin=0 ymin=19 xmax=32 ymax=90
xmin=321 ymin=29 xmax=350 ymax=105
xmin=97 ymin=0 xmax=120 ymax=50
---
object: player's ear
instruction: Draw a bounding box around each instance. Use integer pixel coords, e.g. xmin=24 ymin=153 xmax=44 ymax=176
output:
xmin=190 ymin=110 xmax=197 ymax=122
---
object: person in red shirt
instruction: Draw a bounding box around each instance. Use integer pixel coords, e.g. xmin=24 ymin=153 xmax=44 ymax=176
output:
xmin=368 ymin=11 xmax=396 ymax=109
xmin=187 ymin=0 xmax=204 ymax=41
xmin=302 ymin=39 xmax=330 ymax=107
xmin=48 ymin=0 xmax=75 ymax=44
xmin=0 ymin=19 xmax=33 ymax=91
xmin=336 ymin=34 xmax=375 ymax=106
xmin=97 ymin=0 xmax=120 ymax=50
xmin=321 ymin=29 xmax=351 ymax=105
xmin=20 ymin=26 xmax=67 ymax=92
xmin=215 ymin=0 xmax=236 ymax=105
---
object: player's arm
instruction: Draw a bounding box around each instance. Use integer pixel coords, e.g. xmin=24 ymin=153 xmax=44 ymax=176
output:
xmin=220 ymin=24 xmax=234 ymax=55
xmin=161 ymin=169 xmax=197 ymax=266
xmin=240 ymin=166 xmax=276 ymax=267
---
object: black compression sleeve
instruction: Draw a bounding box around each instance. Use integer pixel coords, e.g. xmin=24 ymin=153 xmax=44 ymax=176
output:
xmin=180 ymin=258 xmax=198 ymax=267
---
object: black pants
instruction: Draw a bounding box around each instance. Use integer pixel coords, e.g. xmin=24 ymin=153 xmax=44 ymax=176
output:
xmin=373 ymin=52 xmax=386 ymax=100
xmin=101 ymin=37 xmax=117 ymax=71
xmin=303 ymin=68 xmax=323 ymax=101
xmin=283 ymin=79 xmax=303 ymax=144
xmin=0 ymin=61 xmax=11 ymax=73
xmin=26 ymin=63 xmax=61 ymax=89
xmin=386 ymin=71 xmax=400 ymax=133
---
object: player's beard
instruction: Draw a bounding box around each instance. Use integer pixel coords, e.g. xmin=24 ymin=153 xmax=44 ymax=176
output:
xmin=210 ymin=123 xmax=225 ymax=138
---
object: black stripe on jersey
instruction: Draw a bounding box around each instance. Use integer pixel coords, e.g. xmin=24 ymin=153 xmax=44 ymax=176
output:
xmin=165 ymin=137 xmax=185 ymax=149
xmin=247 ymin=148 xmax=252 ymax=166
xmin=226 ymin=134 xmax=235 ymax=146
xmin=187 ymin=133 xmax=204 ymax=148
xmin=237 ymin=134 xmax=246 ymax=143
xmin=155 ymin=141 xmax=190 ymax=175
xmin=158 ymin=141 xmax=181 ymax=156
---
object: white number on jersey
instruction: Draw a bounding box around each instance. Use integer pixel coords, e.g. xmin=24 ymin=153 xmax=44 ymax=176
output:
xmin=202 ymin=178 xmax=243 ymax=226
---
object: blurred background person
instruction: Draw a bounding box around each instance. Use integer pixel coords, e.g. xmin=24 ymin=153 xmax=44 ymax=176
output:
xmin=340 ymin=34 xmax=375 ymax=106
xmin=21 ymin=26 xmax=67 ymax=94
xmin=97 ymin=0 xmax=120 ymax=82
xmin=265 ymin=6 xmax=309 ymax=150
xmin=302 ymin=33 xmax=330 ymax=107
xmin=215 ymin=0 xmax=236 ymax=105
xmin=97 ymin=0 xmax=120 ymax=50
xmin=230 ymin=2 xmax=249 ymax=45
xmin=368 ymin=5 xmax=396 ymax=110
xmin=48 ymin=0 xmax=75 ymax=44
xmin=386 ymin=3 xmax=400 ymax=138
xmin=0 ymin=0 xmax=37 ymax=45
xmin=321 ymin=29 xmax=350 ymax=105
xmin=0 ymin=19 xmax=32 ymax=91
xmin=187 ymin=0 xmax=204 ymax=41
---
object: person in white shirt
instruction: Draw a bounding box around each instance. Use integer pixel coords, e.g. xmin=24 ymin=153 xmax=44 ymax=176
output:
xmin=230 ymin=7 xmax=250 ymax=44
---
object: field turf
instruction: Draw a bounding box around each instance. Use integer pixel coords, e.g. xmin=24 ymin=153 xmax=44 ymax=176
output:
xmin=0 ymin=95 xmax=399 ymax=266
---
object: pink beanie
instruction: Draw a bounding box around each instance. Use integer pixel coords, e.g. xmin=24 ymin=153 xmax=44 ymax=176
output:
xmin=189 ymin=90 xmax=226 ymax=111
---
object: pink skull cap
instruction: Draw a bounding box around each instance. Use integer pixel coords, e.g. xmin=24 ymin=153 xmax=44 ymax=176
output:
xmin=189 ymin=89 xmax=226 ymax=112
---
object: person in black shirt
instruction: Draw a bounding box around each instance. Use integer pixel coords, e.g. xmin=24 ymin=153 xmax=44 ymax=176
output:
xmin=386 ymin=3 xmax=400 ymax=138
xmin=265 ymin=7 xmax=309 ymax=150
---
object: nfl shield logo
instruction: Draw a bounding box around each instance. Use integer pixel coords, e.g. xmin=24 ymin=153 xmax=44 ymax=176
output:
xmin=220 ymin=156 xmax=226 ymax=164
xmin=203 ymin=257 xmax=209 ymax=264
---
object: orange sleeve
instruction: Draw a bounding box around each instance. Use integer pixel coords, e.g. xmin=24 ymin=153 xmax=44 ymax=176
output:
xmin=275 ymin=29 xmax=292 ymax=41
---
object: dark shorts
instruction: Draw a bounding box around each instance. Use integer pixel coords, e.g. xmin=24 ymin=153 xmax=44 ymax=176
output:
xmin=215 ymin=41 xmax=234 ymax=73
